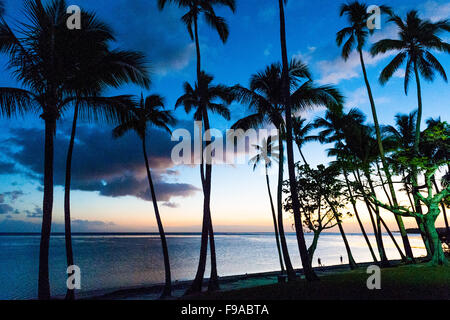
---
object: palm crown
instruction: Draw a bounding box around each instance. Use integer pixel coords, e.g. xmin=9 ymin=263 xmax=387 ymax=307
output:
xmin=337 ymin=1 xmax=392 ymax=59
xmin=158 ymin=0 xmax=236 ymax=43
xmin=113 ymin=94 xmax=175 ymax=140
xmin=176 ymin=71 xmax=234 ymax=121
xmin=371 ymin=10 xmax=450 ymax=93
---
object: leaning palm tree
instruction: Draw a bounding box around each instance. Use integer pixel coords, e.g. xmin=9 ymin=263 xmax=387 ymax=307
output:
xmin=61 ymin=8 xmax=150 ymax=301
xmin=233 ymin=58 xmax=342 ymax=280
xmin=113 ymin=94 xmax=175 ymax=297
xmin=176 ymin=72 xmax=234 ymax=293
xmin=336 ymin=1 xmax=415 ymax=261
xmin=0 ymin=0 xmax=148 ymax=300
xmin=249 ymin=137 xmax=285 ymax=273
xmin=158 ymin=0 xmax=235 ymax=294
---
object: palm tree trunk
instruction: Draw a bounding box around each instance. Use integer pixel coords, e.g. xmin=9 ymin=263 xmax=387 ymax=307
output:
xmin=278 ymin=0 xmax=317 ymax=281
xmin=413 ymin=62 xmax=422 ymax=156
xmin=325 ymin=197 xmax=358 ymax=269
xmin=358 ymin=49 xmax=414 ymax=261
xmin=379 ymin=217 xmax=407 ymax=261
xmin=38 ymin=116 xmax=56 ymax=300
xmin=186 ymin=15 xmax=213 ymax=295
xmin=343 ymin=168 xmax=378 ymax=263
xmin=266 ymin=166 xmax=285 ymax=273
xmin=354 ymin=169 xmax=389 ymax=266
xmin=64 ymin=102 xmax=79 ymax=300
xmin=202 ymin=111 xmax=220 ymax=292
xmin=365 ymin=168 xmax=399 ymax=264
xmin=276 ymin=134 xmax=296 ymax=279
xmin=142 ymin=136 xmax=172 ymax=297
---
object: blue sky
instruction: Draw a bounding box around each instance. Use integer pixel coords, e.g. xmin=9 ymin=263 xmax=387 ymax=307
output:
xmin=0 ymin=0 xmax=449 ymax=233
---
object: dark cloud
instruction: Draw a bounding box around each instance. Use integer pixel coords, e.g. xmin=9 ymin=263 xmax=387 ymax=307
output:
xmin=0 ymin=203 xmax=15 ymax=215
xmin=0 ymin=190 xmax=23 ymax=214
xmin=5 ymin=124 xmax=199 ymax=202
xmin=0 ymin=160 xmax=16 ymax=174
xmin=25 ymin=207 xmax=43 ymax=219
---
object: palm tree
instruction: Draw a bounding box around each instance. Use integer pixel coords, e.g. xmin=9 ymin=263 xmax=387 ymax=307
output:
xmin=113 ymin=94 xmax=175 ymax=297
xmin=372 ymin=11 xmax=449 ymax=261
xmin=233 ymin=58 xmax=342 ymax=280
xmin=249 ymin=137 xmax=285 ymax=273
xmin=337 ymin=1 xmax=415 ymax=261
xmin=61 ymin=9 xmax=149 ymax=301
xmin=158 ymin=0 xmax=235 ymax=294
xmin=0 ymin=0 xmax=148 ymax=300
xmin=371 ymin=11 xmax=449 ymax=156
xmin=176 ymin=72 xmax=234 ymax=293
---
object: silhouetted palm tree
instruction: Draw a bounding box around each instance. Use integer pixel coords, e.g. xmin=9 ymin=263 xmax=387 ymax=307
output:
xmin=113 ymin=94 xmax=175 ymax=297
xmin=249 ymin=137 xmax=285 ymax=273
xmin=0 ymin=0 xmax=148 ymax=300
xmin=61 ymin=8 xmax=149 ymax=301
xmin=336 ymin=1 xmax=414 ymax=261
xmin=372 ymin=11 xmax=449 ymax=155
xmin=372 ymin=11 xmax=449 ymax=260
xmin=176 ymin=72 xmax=234 ymax=293
xmin=159 ymin=0 xmax=235 ymax=294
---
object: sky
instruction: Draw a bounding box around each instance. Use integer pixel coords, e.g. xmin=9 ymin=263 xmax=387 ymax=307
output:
xmin=0 ymin=0 xmax=449 ymax=233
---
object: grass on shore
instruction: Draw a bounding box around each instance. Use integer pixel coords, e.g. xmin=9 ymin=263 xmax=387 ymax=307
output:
xmin=187 ymin=260 xmax=450 ymax=300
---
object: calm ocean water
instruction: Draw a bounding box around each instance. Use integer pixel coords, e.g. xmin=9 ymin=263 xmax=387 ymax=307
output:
xmin=0 ymin=232 xmax=426 ymax=300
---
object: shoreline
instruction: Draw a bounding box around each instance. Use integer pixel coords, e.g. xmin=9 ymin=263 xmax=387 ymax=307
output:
xmin=80 ymin=259 xmax=405 ymax=300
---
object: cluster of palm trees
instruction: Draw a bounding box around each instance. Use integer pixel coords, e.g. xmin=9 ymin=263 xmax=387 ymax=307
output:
xmin=0 ymin=0 xmax=448 ymax=300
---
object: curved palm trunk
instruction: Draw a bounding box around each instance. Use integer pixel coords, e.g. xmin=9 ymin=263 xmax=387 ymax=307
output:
xmin=278 ymin=0 xmax=317 ymax=281
xmin=379 ymin=217 xmax=407 ymax=261
xmin=365 ymin=169 xmax=396 ymax=264
xmin=38 ymin=116 xmax=56 ymax=300
xmin=354 ymin=169 xmax=389 ymax=266
xmin=358 ymin=49 xmax=414 ymax=262
xmin=343 ymin=169 xmax=378 ymax=263
xmin=266 ymin=166 xmax=285 ymax=273
xmin=186 ymin=15 xmax=216 ymax=294
xmin=203 ymin=112 xmax=219 ymax=292
xmin=276 ymin=135 xmax=296 ymax=279
xmin=142 ymin=136 xmax=172 ymax=297
xmin=64 ymin=102 xmax=79 ymax=300
xmin=325 ymin=197 xmax=358 ymax=269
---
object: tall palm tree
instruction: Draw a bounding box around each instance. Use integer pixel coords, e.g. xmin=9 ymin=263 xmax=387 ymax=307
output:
xmin=372 ymin=11 xmax=449 ymax=261
xmin=0 ymin=0 xmax=148 ymax=300
xmin=336 ymin=1 xmax=415 ymax=261
xmin=113 ymin=94 xmax=175 ymax=297
xmin=158 ymin=0 xmax=235 ymax=294
xmin=249 ymin=137 xmax=285 ymax=273
xmin=233 ymin=58 xmax=342 ymax=280
xmin=371 ymin=11 xmax=449 ymax=156
xmin=61 ymin=8 xmax=150 ymax=301
xmin=176 ymin=72 xmax=234 ymax=293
